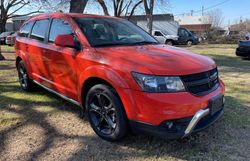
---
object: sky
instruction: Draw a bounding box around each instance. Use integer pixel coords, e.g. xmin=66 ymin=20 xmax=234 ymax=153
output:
xmin=167 ymin=0 xmax=250 ymax=26
xmin=16 ymin=0 xmax=250 ymax=27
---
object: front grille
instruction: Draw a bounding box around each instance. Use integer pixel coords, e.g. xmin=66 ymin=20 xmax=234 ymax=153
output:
xmin=181 ymin=68 xmax=219 ymax=96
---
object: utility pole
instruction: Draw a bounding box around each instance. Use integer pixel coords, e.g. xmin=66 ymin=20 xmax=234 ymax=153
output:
xmin=191 ymin=10 xmax=194 ymax=16
xmin=202 ymin=6 xmax=204 ymax=16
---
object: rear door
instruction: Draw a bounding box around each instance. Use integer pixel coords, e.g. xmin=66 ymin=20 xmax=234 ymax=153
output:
xmin=28 ymin=19 xmax=50 ymax=83
xmin=43 ymin=18 xmax=79 ymax=100
xmin=15 ymin=21 xmax=35 ymax=76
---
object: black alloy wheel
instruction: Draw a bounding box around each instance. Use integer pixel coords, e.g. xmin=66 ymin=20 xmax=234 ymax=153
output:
xmin=18 ymin=61 xmax=34 ymax=91
xmin=86 ymin=84 xmax=128 ymax=141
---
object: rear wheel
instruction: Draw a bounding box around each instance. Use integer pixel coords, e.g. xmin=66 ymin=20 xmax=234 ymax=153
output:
xmin=18 ymin=61 xmax=34 ymax=91
xmin=85 ymin=84 xmax=128 ymax=141
xmin=187 ymin=40 xmax=193 ymax=46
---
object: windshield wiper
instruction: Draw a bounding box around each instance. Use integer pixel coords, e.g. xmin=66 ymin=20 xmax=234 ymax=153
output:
xmin=93 ymin=43 xmax=128 ymax=47
xmin=93 ymin=41 xmax=159 ymax=47
xmin=130 ymin=41 xmax=159 ymax=45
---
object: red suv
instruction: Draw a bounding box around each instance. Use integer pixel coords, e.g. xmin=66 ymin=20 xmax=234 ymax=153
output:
xmin=15 ymin=13 xmax=225 ymax=141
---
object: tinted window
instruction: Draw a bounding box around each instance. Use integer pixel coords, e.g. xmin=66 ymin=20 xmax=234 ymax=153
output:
xmin=49 ymin=19 xmax=74 ymax=43
xmin=19 ymin=22 xmax=34 ymax=37
xmin=154 ymin=31 xmax=163 ymax=36
xmin=30 ymin=19 xmax=49 ymax=41
xmin=179 ymin=29 xmax=189 ymax=37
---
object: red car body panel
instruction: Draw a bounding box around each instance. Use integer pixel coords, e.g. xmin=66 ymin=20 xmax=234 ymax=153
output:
xmin=15 ymin=13 xmax=225 ymax=128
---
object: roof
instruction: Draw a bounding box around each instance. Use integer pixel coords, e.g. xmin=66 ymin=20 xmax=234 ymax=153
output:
xmin=28 ymin=12 xmax=119 ymax=21
xmin=125 ymin=14 xmax=174 ymax=21
xmin=175 ymin=16 xmax=211 ymax=25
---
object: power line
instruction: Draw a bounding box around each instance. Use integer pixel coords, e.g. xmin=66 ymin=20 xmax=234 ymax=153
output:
xmin=174 ymin=0 xmax=231 ymax=16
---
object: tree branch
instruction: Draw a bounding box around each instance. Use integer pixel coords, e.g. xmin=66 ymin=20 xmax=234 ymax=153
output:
xmin=7 ymin=1 xmax=30 ymax=17
xmin=8 ymin=10 xmax=42 ymax=18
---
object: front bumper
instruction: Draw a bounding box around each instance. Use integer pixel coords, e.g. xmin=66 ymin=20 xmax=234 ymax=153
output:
xmin=130 ymin=107 xmax=224 ymax=139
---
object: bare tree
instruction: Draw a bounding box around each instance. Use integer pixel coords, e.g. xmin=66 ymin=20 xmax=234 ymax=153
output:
xmin=69 ymin=0 xmax=88 ymax=13
xmin=97 ymin=0 xmax=110 ymax=15
xmin=0 ymin=0 xmax=41 ymax=33
xmin=125 ymin=0 xmax=143 ymax=20
xmin=207 ymin=9 xmax=224 ymax=29
xmin=143 ymin=0 xmax=154 ymax=34
xmin=96 ymin=0 xmax=142 ymax=17
xmin=0 ymin=46 xmax=5 ymax=61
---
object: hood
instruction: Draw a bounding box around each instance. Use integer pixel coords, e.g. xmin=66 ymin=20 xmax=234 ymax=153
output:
xmin=95 ymin=44 xmax=216 ymax=76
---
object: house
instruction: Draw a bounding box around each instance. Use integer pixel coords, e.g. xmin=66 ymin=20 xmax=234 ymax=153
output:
xmin=175 ymin=16 xmax=211 ymax=37
xmin=125 ymin=14 xmax=179 ymax=35
xmin=5 ymin=16 xmax=30 ymax=31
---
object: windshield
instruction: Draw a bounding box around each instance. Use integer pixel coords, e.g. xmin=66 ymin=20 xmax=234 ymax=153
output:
xmin=74 ymin=17 xmax=158 ymax=47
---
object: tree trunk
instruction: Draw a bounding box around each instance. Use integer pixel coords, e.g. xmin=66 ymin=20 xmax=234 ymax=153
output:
xmin=69 ymin=0 xmax=88 ymax=13
xmin=143 ymin=0 xmax=154 ymax=35
xmin=0 ymin=46 xmax=5 ymax=61
xmin=0 ymin=19 xmax=7 ymax=33
xmin=147 ymin=14 xmax=153 ymax=35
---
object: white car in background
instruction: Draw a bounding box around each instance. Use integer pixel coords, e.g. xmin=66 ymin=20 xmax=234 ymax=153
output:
xmin=245 ymin=33 xmax=250 ymax=40
xmin=153 ymin=30 xmax=178 ymax=46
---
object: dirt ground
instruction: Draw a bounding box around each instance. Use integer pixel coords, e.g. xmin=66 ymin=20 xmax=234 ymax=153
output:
xmin=0 ymin=44 xmax=250 ymax=161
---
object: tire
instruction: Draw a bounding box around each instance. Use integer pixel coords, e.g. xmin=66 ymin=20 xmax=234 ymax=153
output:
xmin=85 ymin=84 xmax=128 ymax=141
xmin=165 ymin=40 xmax=173 ymax=46
xmin=18 ymin=61 xmax=34 ymax=91
xmin=186 ymin=40 xmax=193 ymax=47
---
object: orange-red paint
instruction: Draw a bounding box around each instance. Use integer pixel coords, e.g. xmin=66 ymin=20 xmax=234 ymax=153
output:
xmin=15 ymin=13 xmax=225 ymax=126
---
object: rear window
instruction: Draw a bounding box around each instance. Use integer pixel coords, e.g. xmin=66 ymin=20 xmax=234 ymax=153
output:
xmin=30 ymin=19 xmax=49 ymax=41
xmin=19 ymin=21 xmax=34 ymax=37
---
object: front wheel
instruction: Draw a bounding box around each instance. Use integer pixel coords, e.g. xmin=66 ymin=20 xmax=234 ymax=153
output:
xmin=85 ymin=84 xmax=128 ymax=141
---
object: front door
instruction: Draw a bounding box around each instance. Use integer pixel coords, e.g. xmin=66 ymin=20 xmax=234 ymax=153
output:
xmin=43 ymin=18 xmax=79 ymax=100
xmin=178 ymin=28 xmax=189 ymax=44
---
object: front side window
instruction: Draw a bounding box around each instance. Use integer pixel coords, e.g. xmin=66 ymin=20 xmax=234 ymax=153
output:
xmin=154 ymin=31 xmax=163 ymax=36
xmin=179 ymin=29 xmax=189 ymax=37
xmin=49 ymin=19 xmax=74 ymax=43
xmin=30 ymin=19 xmax=49 ymax=41
xmin=74 ymin=17 xmax=158 ymax=47
xmin=19 ymin=21 xmax=34 ymax=37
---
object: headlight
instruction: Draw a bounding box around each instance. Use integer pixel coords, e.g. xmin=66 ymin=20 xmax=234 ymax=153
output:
xmin=132 ymin=72 xmax=185 ymax=93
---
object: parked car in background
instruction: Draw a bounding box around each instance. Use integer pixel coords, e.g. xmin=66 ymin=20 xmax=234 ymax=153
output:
xmin=153 ymin=30 xmax=178 ymax=45
xmin=6 ymin=32 xmax=17 ymax=46
xmin=15 ymin=13 xmax=225 ymax=141
xmin=0 ymin=31 xmax=15 ymax=45
xmin=245 ymin=33 xmax=250 ymax=40
xmin=152 ymin=28 xmax=199 ymax=46
xmin=236 ymin=40 xmax=250 ymax=58
xmin=177 ymin=27 xmax=199 ymax=46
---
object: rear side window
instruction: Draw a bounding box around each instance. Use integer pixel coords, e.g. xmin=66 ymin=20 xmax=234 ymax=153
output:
xmin=19 ymin=21 xmax=34 ymax=37
xmin=30 ymin=19 xmax=49 ymax=41
xmin=49 ymin=19 xmax=74 ymax=43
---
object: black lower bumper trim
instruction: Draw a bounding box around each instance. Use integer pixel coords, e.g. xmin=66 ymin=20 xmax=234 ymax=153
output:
xmin=130 ymin=109 xmax=224 ymax=139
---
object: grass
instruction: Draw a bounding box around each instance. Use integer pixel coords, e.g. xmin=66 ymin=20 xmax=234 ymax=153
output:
xmin=0 ymin=44 xmax=250 ymax=161
xmin=0 ymin=45 xmax=15 ymax=53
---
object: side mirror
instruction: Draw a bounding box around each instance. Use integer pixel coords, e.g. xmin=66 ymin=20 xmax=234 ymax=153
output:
xmin=54 ymin=34 xmax=81 ymax=50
